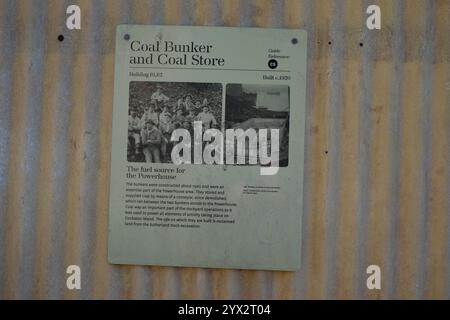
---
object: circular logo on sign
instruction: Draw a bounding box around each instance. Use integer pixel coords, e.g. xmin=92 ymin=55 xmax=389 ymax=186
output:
xmin=268 ymin=59 xmax=278 ymax=69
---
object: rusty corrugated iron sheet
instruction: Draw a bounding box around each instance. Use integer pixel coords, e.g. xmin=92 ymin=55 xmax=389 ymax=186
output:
xmin=0 ymin=0 xmax=448 ymax=299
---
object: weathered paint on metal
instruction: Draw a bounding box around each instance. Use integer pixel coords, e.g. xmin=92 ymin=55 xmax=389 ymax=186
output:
xmin=0 ymin=0 xmax=448 ymax=299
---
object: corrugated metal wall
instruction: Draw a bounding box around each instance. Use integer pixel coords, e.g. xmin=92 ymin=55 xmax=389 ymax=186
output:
xmin=0 ymin=0 xmax=449 ymax=300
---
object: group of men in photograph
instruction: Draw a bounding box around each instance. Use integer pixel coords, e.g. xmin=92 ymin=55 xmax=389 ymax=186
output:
xmin=128 ymin=85 xmax=219 ymax=163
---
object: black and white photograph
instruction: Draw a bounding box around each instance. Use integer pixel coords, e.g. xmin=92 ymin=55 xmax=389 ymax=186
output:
xmin=127 ymin=81 xmax=223 ymax=163
xmin=225 ymin=84 xmax=290 ymax=167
